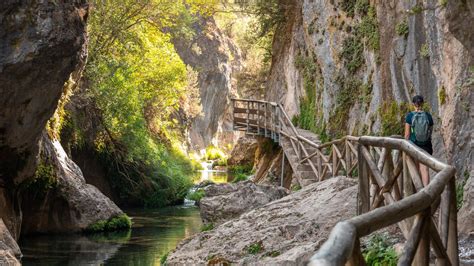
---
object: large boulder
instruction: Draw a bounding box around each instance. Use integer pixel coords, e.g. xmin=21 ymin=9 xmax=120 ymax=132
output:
xmin=459 ymin=171 xmax=474 ymax=235
xmin=0 ymin=219 xmax=20 ymax=265
xmin=168 ymin=177 xmax=357 ymax=265
xmin=20 ymin=135 xmax=123 ymax=234
xmin=0 ymin=0 xmax=89 ymax=238
xmin=200 ymin=181 xmax=289 ymax=224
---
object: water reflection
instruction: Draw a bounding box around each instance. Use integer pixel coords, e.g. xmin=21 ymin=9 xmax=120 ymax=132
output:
xmin=195 ymin=160 xmax=228 ymax=184
xmin=20 ymin=206 xmax=202 ymax=266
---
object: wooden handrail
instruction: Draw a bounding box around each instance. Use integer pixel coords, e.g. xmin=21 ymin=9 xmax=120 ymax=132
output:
xmin=232 ymin=98 xmax=459 ymax=265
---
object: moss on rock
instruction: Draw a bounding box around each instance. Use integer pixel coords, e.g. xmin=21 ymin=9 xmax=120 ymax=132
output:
xmin=85 ymin=214 xmax=132 ymax=233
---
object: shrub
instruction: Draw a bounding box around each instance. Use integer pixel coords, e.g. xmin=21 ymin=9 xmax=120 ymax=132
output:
xmin=85 ymin=214 xmax=132 ymax=233
xmin=231 ymin=173 xmax=249 ymax=183
xmin=363 ymin=234 xmax=398 ymax=265
xmin=291 ymin=184 xmax=302 ymax=191
xmin=246 ymin=241 xmax=264 ymax=255
xmin=187 ymin=188 xmax=205 ymax=202
xmin=438 ymin=86 xmax=447 ymax=105
xmin=420 ymin=43 xmax=430 ymax=58
xmin=160 ymin=252 xmax=169 ymax=265
xmin=201 ymin=223 xmax=214 ymax=232
xmin=229 ymin=164 xmax=253 ymax=175
xmin=396 ymin=20 xmax=409 ymax=37
xmin=205 ymin=146 xmax=226 ymax=161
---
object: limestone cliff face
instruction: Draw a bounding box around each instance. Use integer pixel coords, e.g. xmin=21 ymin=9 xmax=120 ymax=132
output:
xmin=172 ymin=17 xmax=242 ymax=151
xmin=0 ymin=0 xmax=124 ymax=243
xmin=0 ymin=0 xmax=89 ymax=238
xmin=267 ymin=0 xmax=472 ymax=184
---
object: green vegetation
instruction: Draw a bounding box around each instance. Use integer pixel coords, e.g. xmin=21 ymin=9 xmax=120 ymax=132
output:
xmin=341 ymin=4 xmax=380 ymax=73
xmin=420 ymin=43 xmax=430 ymax=58
xmin=201 ymin=223 xmax=214 ymax=232
xmin=85 ymin=214 xmax=132 ymax=233
xmin=292 ymin=53 xmax=328 ymax=141
xmin=440 ymin=0 xmax=448 ymax=7
xmin=363 ymin=234 xmax=398 ymax=266
xmin=409 ymin=4 xmax=424 ymax=14
xmin=229 ymin=164 xmax=253 ymax=175
xmin=187 ymin=189 xmax=205 ymax=202
xmin=56 ymin=0 xmax=222 ymax=207
xmin=21 ymin=160 xmax=58 ymax=196
xmin=396 ymin=20 xmax=409 ymax=38
xmin=231 ymin=174 xmax=249 ymax=183
xmin=456 ymin=171 xmax=469 ymax=210
xmin=246 ymin=241 xmax=264 ymax=255
xmin=438 ymin=86 xmax=447 ymax=105
xmin=291 ymin=184 xmax=302 ymax=191
xmin=160 ymin=252 xmax=169 ymax=265
xmin=378 ymin=101 xmax=411 ymax=136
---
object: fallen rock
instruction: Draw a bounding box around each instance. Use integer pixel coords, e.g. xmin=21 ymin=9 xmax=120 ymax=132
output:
xmin=459 ymin=172 xmax=474 ymax=235
xmin=168 ymin=177 xmax=357 ymax=265
xmin=20 ymin=135 xmax=124 ymax=234
xmin=200 ymin=181 xmax=289 ymax=224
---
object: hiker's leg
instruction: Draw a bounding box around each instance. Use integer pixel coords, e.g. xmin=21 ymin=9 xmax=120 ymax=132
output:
xmin=420 ymin=164 xmax=429 ymax=186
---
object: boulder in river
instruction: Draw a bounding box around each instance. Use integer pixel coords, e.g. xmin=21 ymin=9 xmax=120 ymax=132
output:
xmin=168 ymin=177 xmax=357 ymax=265
xmin=200 ymin=180 xmax=289 ymax=224
xmin=20 ymin=135 xmax=124 ymax=234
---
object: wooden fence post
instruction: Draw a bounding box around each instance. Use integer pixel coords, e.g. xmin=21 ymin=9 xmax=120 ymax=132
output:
xmin=358 ymin=144 xmax=370 ymax=215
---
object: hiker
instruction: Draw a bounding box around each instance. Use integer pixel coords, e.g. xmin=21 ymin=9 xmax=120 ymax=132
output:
xmin=404 ymin=95 xmax=433 ymax=186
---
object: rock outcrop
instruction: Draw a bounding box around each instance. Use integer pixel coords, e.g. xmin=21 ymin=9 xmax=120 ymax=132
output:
xmin=20 ymin=135 xmax=123 ymax=234
xmin=172 ymin=17 xmax=242 ymax=151
xmin=227 ymin=137 xmax=259 ymax=167
xmin=266 ymin=0 xmax=473 ymax=184
xmin=200 ymin=181 xmax=289 ymax=224
xmin=168 ymin=177 xmax=357 ymax=265
xmin=0 ymin=0 xmax=89 ymax=238
xmin=0 ymin=219 xmax=20 ymax=265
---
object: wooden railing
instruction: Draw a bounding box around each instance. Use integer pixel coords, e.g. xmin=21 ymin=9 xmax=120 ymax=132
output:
xmin=231 ymin=98 xmax=459 ymax=265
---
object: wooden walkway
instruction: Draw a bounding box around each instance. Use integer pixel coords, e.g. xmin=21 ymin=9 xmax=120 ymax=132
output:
xmin=232 ymin=98 xmax=459 ymax=266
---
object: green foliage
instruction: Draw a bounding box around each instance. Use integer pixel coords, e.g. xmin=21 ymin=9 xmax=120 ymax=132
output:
xmin=73 ymin=0 xmax=216 ymax=207
xmin=160 ymin=251 xmax=169 ymax=265
xmin=341 ymin=36 xmax=364 ymax=73
xmin=440 ymin=0 xmax=448 ymax=7
xmin=293 ymin=53 xmax=328 ymax=140
xmin=341 ymin=4 xmax=379 ymax=73
xmin=22 ymin=161 xmax=58 ymax=196
xmin=456 ymin=171 xmax=469 ymax=210
xmin=363 ymin=234 xmax=398 ymax=266
xmin=86 ymin=214 xmax=132 ymax=233
xmin=187 ymin=189 xmax=205 ymax=202
xmin=246 ymin=241 xmax=264 ymax=255
xmin=231 ymin=173 xmax=249 ymax=183
xmin=395 ymin=20 xmax=409 ymax=38
xmin=205 ymin=146 xmax=226 ymax=161
xmin=378 ymin=101 xmax=411 ymax=136
xmin=356 ymin=7 xmax=380 ymax=51
xmin=420 ymin=43 xmax=430 ymax=58
xmin=229 ymin=164 xmax=253 ymax=175
xmin=201 ymin=223 xmax=214 ymax=232
xmin=438 ymin=86 xmax=447 ymax=105
xmin=408 ymin=4 xmax=424 ymax=14
xmin=291 ymin=184 xmax=302 ymax=191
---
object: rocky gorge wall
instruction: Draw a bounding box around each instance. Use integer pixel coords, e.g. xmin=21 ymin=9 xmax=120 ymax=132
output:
xmin=0 ymin=1 xmax=126 ymax=258
xmin=172 ymin=17 xmax=242 ymax=152
xmin=265 ymin=0 xmax=473 ymax=232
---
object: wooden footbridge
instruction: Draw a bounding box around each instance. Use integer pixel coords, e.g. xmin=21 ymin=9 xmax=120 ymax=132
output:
xmin=232 ymin=98 xmax=459 ymax=266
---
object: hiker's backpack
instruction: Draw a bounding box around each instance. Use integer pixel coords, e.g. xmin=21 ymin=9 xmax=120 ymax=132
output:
xmin=411 ymin=112 xmax=431 ymax=144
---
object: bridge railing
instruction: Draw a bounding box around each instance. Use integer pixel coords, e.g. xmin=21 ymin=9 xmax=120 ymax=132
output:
xmin=231 ymin=98 xmax=459 ymax=265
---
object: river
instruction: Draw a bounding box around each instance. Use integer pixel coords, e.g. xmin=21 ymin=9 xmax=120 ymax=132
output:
xmin=19 ymin=162 xmax=228 ymax=265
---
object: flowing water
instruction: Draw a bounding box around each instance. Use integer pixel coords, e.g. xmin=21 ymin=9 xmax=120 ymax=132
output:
xmin=19 ymin=163 xmax=228 ymax=266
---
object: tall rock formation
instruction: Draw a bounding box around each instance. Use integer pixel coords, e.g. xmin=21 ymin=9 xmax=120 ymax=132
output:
xmin=0 ymin=0 xmax=124 ymax=249
xmin=172 ymin=17 xmax=242 ymax=152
